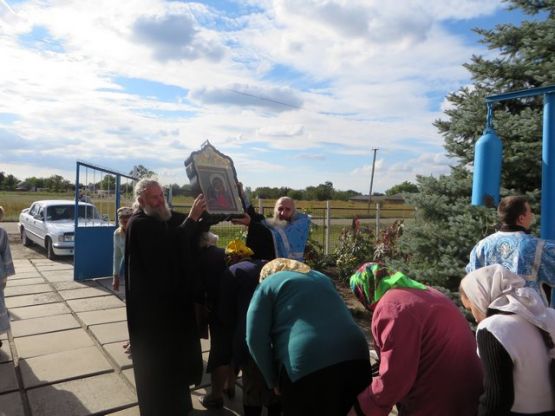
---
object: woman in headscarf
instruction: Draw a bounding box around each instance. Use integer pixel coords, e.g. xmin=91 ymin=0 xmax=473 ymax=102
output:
xmin=348 ymin=262 xmax=483 ymax=416
xmin=460 ymin=264 xmax=555 ymax=416
xmin=246 ymin=258 xmax=371 ymax=416
xmin=113 ymin=206 xmax=132 ymax=355
xmin=112 ymin=206 xmax=133 ymax=292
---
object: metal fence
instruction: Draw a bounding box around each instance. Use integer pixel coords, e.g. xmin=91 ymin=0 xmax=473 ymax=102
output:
xmin=172 ymin=202 xmax=416 ymax=255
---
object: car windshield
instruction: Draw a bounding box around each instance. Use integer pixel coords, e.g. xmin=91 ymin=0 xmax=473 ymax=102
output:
xmin=46 ymin=205 xmax=102 ymax=221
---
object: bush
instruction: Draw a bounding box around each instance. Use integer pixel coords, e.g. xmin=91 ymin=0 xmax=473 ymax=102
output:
xmin=304 ymin=238 xmax=335 ymax=270
xmin=334 ymin=227 xmax=375 ymax=282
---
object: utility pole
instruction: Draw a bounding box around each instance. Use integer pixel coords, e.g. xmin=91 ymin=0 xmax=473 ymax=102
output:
xmin=367 ymin=148 xmax=379 ymax=212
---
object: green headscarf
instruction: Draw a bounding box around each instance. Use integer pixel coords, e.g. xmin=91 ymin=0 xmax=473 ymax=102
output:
xmin=350 ymin=262 xmax=427 ymax=310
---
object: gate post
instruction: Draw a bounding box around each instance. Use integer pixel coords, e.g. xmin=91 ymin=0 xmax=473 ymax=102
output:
xmin=324 ymin=201 xmax=330 ymax=255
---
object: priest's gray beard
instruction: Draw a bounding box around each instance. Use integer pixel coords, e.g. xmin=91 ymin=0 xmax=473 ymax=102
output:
xmin=143 ymin=200 xmax=171 ymax=221
xmin=266 ymin=218 xmax=289 ymax=228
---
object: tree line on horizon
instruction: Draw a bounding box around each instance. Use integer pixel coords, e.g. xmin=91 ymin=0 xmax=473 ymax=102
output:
xmin=0 ymin=166 xmax=419 ymax=201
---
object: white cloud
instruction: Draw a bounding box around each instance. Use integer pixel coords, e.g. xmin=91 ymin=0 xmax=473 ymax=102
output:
xmin=0 ymin=0 xmax=508 ymax=192
xmin=257 ymin=124 xmax=304 ymax=137
xmin=132 ymin=12 xmax=225 ymax=61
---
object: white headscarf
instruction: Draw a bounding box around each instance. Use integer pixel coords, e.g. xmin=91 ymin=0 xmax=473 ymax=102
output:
xmin=461 ymin=264 xmax=555 ymax=333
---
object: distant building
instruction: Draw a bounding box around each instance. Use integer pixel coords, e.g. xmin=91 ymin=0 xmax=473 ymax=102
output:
xmin=349 ymin=194 xmax=406 ymax=204
xmin=16 ymin=181 xmax=29 ymax=191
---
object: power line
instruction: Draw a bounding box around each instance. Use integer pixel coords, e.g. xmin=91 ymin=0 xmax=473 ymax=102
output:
xmin=227 ymin=88 xmax=303 ymax=110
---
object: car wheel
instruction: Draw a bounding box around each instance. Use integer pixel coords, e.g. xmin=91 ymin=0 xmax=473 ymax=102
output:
xmin=46 ymin=238 xmax=56 ymax=260
xmin=21 ymin=227 xmax=32 ymax=247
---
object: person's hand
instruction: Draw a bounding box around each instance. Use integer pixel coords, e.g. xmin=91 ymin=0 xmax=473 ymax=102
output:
xmin=273 ymin=387 xmax=280 ymax=396
xmin=112 ymin=275 xmax=120 ymax=291
xmin=189 ymin=194 xmax=207 ymax=221
xmin=231 ymin=213 xmax=251 ymax=226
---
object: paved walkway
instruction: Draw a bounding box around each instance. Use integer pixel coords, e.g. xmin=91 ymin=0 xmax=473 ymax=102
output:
xmin=1 ymin=257 xmax=247 ymax=416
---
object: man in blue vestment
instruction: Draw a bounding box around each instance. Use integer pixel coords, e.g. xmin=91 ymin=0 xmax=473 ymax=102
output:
xmin=466 ymin=195 xmax=555 ymax=305
xmin=232 ymin=196 xmax=310 ymax=262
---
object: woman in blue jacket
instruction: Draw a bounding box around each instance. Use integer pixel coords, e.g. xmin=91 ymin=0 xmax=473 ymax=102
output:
xmin=246 ymin=258 xmax=371 ymax=416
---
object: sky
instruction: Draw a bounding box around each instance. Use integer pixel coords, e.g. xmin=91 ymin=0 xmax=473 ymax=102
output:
xmin=0 ymin=0 xmax=536 ymax=194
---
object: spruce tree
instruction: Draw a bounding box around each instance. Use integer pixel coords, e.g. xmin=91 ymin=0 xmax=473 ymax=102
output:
xmin=389 ymin=0 xmax=555 ymax=290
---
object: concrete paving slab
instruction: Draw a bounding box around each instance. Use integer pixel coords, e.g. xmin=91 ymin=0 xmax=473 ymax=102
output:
xmin=4 ymin=283 xmax=53 ymax=297
xmin=15 ymin=328 xmax=95 ymax=359
xmin=51 ymin=281 xmax=96 ymax=291
xmin=31 ymin=258 xmax=70 ymax=265
xmin=9 ymin=271 xmax=41 ymax=280
xmin=0 ymin=362 xmax=18 ymax=393
xmin=0 ymin=339 xmax=13 ymax=363
xmin=9 ymin=303 xmax=71 ymax=321
xmin=13 ymin=259 xmax=32 ymax=266
xmin=35 ymin=264 xmax=73 ymax=272
xmin=40 ymin=271 xmax=74 ymax=282
xmin=30 ymin=259 xmax=58 ymax=265
xmin=77 ymin=307 xmax=127 ymax=327
xmin=12 ymin=263 xmax=37 ymax=269
xmin=5 ymin=277 xmax=45 ymax=287
xmin=59 ymin=287 xmax=112 ymax=300
xmin=12 ymin=262 xmax=36 ymax=269
xmin=67 ymin=296 xmax=125 ymax=312
xmin=19 ymin=346 xmax=113 ymax=388
xmin=27 ymin=372 xmax=137 ymax=416
xmin=10 ymin=314 xmax=80 ymax=337
xmin=122 ymin=368 xmax=135 ymax=387
xmin=103 ymin=342 xmax=133 ymax=370
xmin=5 ymin=292 xmax=62 ymax=309
xmin=0 ymin=391 xmax=25 ymax=416
xmin=12 ymin=264 xmax=33 ymax=271
xmin=89 ymin=321 xmax=129 ymax=344
xmin=107 ymin=405 xmax=140 ymax=416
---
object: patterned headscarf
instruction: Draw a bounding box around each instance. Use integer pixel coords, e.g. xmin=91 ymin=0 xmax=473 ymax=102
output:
xmin=350 ymin=262 xmax=427 ymax=311
xmin=117 ymin=206 xmax=133 ymax=218
xmin=259 ymin=258 xmax=311 ymax=282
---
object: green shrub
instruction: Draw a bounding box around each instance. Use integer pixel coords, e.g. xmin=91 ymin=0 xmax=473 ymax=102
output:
xmin=304 ymin=238 xmax=335 ymax=270
xmin=334 ymin=227 xmax=375 ymax=282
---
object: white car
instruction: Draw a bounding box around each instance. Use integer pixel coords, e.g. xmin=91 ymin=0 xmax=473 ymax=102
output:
xmin=19 ymin=200 xmax=111 ymax=259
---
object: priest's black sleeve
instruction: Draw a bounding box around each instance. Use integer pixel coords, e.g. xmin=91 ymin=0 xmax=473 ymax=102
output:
xmin=245 ymin=205 xmax=275 ymax=260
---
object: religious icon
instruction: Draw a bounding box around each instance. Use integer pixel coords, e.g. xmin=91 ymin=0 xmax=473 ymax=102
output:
xmin=185 ymin=141 xmax=245 ymax=220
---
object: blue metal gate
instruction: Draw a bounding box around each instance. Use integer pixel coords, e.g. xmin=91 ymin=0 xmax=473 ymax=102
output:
xmin=74 ymin=161 xmax=136 ymax=281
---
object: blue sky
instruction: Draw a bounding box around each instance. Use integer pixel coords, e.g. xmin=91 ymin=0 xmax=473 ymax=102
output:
xmin=0 ymin=0 xmax=539 ymax=193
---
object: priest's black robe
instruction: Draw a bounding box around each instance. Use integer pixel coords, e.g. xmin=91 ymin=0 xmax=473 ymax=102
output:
xmin=124 ymin=209 xmax=203 ymax=416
